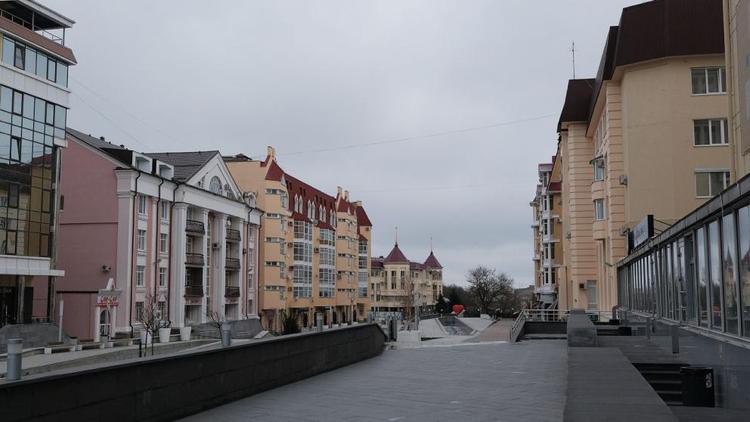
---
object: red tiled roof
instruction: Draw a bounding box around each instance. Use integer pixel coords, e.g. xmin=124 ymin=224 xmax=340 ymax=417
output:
xmin=359 ymin=234 xmax=368 ymax=241
xmin=285 ymin=173 xmax=337 ymax=222
xmin=410 ymin=262 xmax=425 ymax=270
xmin=384 ymin=244 xmax=409 ymax=263
xmin=423 ymin=251 xmax=443 ymax=269
xmin=548 ymin=181 xmax=562 ymax=192
xmin=355 ymin=205 xmax=372 ymax=226
xmin=264 ymin=160 xmax=284 ymax=181
xmin=318 ymin=221 xmax=335 ymax=231
xmin=371 ymin=258 xmax=384 ymax=269
xmin=337 ymin=198 xmax=353 ymax=213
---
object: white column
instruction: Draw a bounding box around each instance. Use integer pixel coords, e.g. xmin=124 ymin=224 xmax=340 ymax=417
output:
xmin=170 ymin=203 xmax=188 ymax=327
xmin=114 ymin=190 xmax=133 ymax=333
xmin=213 ymin=214 xmax=228 ymax=318
xmin=200 ymin=209 xmax=209 ymax=323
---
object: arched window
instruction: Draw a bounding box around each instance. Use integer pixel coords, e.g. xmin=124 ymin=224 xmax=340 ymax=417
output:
xmin=209 ymin=176 xmax=222 ymax=194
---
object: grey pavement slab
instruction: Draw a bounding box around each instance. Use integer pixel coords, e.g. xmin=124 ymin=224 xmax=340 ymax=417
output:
xmin=181 ymin=340 xmax=567 ymax=422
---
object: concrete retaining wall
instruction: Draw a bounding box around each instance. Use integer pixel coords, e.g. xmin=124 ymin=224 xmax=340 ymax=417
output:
xmin=524 ymin=321 xmax=567 ymax=335
xmin=0 ymin=323 xmax=386 ymax=422
xmin=567 ymin=309 xmax=597 ymax=347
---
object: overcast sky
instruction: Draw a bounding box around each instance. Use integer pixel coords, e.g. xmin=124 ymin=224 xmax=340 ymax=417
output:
xmin=47 ymin=0 xmax=641 ymax=287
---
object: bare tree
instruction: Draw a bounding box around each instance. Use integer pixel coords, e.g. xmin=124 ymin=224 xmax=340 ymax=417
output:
xmin=466 ymin=267 xmax=513 ymax=314
xmin=206 ymin=310 xmax=226 ymax=338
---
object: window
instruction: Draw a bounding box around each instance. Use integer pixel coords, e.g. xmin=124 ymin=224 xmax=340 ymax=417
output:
xmin=586 ymin=280 xmax=597 ymax=310
xmin=14 ymin=43 xmax=24 ymax=69
xmin=160 ymin=233 xmax=168 ymax=253
xmin=695 ymin=171 xmax=730 ymax=197
xmin=738 ymin=206 xmax=750 ymax=337
xmin=136 ymin=265 xmax=145 ymax=287
xmin=691 ymin=67 xmax=726 ymax=94
xmin=594 ymin=199 xmax=606 ymax=221
xmin=693 ymin=119 xmax=728 ymax=145
xmin=135 ymin=302 xmax=144 ymax=321
xmin=1 ymin=37 xmax=69 ymax=88
xmin=208 ymin=176 xmax=222 ymax=194
xmin=160 ymin=201 xmax=169 ymax=220
xmin=593 ymin=158 xmax=605 ymax=181
xmin=137 ymin=230 xmax=146 ymax=251
xmin=138 ymin=195 xmax=147 ymax=215
xmin=159 ymin=267 xmax=167 ymax=287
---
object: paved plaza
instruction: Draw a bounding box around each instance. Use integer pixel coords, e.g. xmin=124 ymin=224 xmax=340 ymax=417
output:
xmin=182 ymin=339 xmax=567 ymax=422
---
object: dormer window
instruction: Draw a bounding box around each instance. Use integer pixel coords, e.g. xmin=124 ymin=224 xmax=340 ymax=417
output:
xmin=209 ymin=176 xmax=222 ymax=194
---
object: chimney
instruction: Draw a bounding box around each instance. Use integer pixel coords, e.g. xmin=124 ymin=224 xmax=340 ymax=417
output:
xmin=344 ymin=190 xmax=349 ymax=201
xmin=337 ymin=186 xmax=343 ymax=197
xmin=267 ymin=146 xmax=276 ymax=159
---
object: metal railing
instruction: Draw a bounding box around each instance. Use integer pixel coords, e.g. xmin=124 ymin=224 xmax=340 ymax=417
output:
xmin=226 ymin=228 xmax=240 ymax=241
xmin=185 ymin=220 xmax=205 ymax=234
xmin=509 ymin=311 xmax=527 ymax=342
xmin=0 ymin=9 xmax=64 ymax=44
xmin=225 ymin=257 xmax=241 ymax=270
xmin=225 ymin=286 xmax=240 ymax=297
xmin=185 ymin=253 xmax=204 ymax=266
xmin=509 ymin=309 xmax=616 ymax=342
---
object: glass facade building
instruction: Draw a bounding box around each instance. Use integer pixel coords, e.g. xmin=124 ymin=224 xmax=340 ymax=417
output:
xmin=618 ymin=174 xmax=750 ymax=339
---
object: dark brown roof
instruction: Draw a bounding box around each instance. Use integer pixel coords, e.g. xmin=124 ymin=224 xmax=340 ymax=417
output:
xmin=284 ymin=173 xmax=337 ymax=223
xmin=371 ymin=257 xmax=384 ymax=269
xmin=557 ymin=79 xmax=595 ymax=130
xmin=147 ymin=151 xmax=219 ymax=182
xmin=384 ymin=244 xmax=409 ymax=264
xmin=410 ymin=262 xmax=425 ymax=271
xmin=264 ymin=160 xmax=285 ymax=182
xmin=423 ymin=251 xmax=442 ymax=269
xmin=355 ymin=205 xmax=372 ymax=227
xmin=548 ymin=181 xmax=562 ymax=192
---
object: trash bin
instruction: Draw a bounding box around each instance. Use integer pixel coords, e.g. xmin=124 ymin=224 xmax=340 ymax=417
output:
xmin=681 ymin=366 xmax=714 ymax=407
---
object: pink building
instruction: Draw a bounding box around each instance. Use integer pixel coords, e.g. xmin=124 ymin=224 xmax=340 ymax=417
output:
xmin=57 ymin=129 xmax=262 ymax=340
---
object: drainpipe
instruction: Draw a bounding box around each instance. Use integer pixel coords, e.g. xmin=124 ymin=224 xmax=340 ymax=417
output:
xmin=166 ymin=183 xmax=180 ymax=325
xmin=129 ymin=172 xmax=141 ymax=336
xmin=154 ymin=178 xmax=165 ymax=316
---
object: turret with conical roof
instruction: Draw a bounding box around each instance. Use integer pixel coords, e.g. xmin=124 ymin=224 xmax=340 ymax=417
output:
xmin=384 ymin=243 xmax=409 ymax=264
xmin=423 ymin=251 xmax=442 ymax=269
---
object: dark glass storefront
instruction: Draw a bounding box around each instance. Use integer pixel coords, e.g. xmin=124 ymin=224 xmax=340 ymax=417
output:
xmin=618 ymin=174 xmax=750 ymax=339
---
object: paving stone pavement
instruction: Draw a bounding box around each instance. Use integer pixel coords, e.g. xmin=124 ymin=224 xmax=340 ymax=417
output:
xmin=181 ymin=340 xmax=567 ymax=422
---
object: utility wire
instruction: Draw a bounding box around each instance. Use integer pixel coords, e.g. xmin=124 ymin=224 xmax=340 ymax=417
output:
xmin=258 ymin=113 xmax=557 ymax=158
xmin=71 ymin=91 xmax=149 ymax=150
xmin=70 ymin=77 xmax=203 ymax=151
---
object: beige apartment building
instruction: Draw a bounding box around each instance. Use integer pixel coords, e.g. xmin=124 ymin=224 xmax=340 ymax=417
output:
xmin=225 ymin=148 xmax=372 ymax=332
xmin=725 ymin=0 xmax=750 ymax=177
xmin=541 ymin=0 xmax=732 ymax=313
xmin=530 ymin=159 xmax=565 ymax=308
xmin=370 ymin=243 xmax=443 ymax=319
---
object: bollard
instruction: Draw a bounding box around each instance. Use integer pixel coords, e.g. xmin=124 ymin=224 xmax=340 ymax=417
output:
xmin=221 ymin=322 xmax=232 ymax=347
xmin=316 ymin=313 xmax=323 ymax=332
xmin=6 ymin=338 xmax=23 ymax=381
xmin=671 ymin=324 xmax=679 ymax=354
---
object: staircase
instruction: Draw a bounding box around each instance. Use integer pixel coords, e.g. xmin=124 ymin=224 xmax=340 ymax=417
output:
xmin=633 ymin=362 xmax=684 ymax=406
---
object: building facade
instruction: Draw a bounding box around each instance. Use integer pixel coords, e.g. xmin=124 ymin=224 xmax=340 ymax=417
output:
xmin=370 ymin=243 xmax=444 ymax=319
xmin=225 ymin=148 xmax=372 ymax=332
xmin=541 ymin=0 xmax=733 ymax=313
xmin=56 ymin=130 xmax=261 ymax=340
xmin=725 ymin=0 xmax=750 ymax=177
xmin=530 ymin=159 xmax=564 ymax=308
xmin=0 ymin=1 xmax=74 ymax=328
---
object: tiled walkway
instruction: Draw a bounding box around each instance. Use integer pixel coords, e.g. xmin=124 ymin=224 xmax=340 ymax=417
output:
xmin=182 ymin=340 xmax=567 ymax=422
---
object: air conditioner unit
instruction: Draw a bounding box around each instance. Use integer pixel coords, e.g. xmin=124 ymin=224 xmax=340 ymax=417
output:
xmin=314 ymin=247 xmax=320 ymax=253
xmin=579 ymin=283 xmax=586 ymax=290
xmin=287 ymin=242 xmax=293 ymax=247
xmin=619 ymin=175 xmax=628 ymax=186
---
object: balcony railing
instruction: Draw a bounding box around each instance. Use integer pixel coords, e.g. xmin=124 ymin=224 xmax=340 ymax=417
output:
xmin=225 ymin=286 xmax=240 ymax=298
xmin=225 ymin=257 xmax=241 ymax=270
xmin=185 ymin=253 xmax=205 ymax=266
xmin=186 ymin=220 xmax=205 ymax=234
xmin=184 ymin=283 xmax=203 ymax=297
xmin=226 ymin=228 xmax=241 ymax=242
xmin=0 ymin=9 xmax=65 ymax=45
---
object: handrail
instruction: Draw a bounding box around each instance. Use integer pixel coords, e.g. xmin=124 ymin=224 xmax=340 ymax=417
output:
xmin=509 ymin=310 xmax=527 ymax=342
xmin=0 ymin=10 xmax=64 ymax=44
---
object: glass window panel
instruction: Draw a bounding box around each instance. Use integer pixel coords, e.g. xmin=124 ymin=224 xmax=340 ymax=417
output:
xmin=710 ymin=172 xmax=726 ymax=195
xmin=12 ymin=91 xmax=22 ymax=115
xmin=723 ymin=213 xmax=739 ymax=335
xmin=696 ymin=173 xmax=710 ymax=197
xmin=697 ymin=228 xmax=708 ymax=327
xmin=35 ymin=53 xmax=46 ymax=78
xmin=34 ymin=98 xmax=45 ymax=122
xmin=54 ymin=105 xmax=66 ymax=129
xmin=47 ymin=58 xmax=56 ymax=82
xmin=40 ymin=234 xmax=49 ymax=257
xmin=24 ymin=48 xmax=35 ymax=74
xmin=10 ymin=137 xmax=20 ymax=162
xmin=692 ymin=69 xmax=706 ymax=94
xmin=2 ymin=37 xmax=14 ymax=65
xmin=20 ymin=139 xmax=32 ymax=163
xmin=721 ymin=68 xmax=727 ymax=92
xmin=706 ymin=68 xmax=720 ymax=93
xmin=13 ymin=43 xmax=24 ymax=69
xmin=57 ymin=62 xmax=68 ymax=87
xmin=739 ymin=206 xmax=750 ymax=337
xmin=710 ymin=120 xmax=722 ymax=144
xmin=694 ymin=120 xmax=710 ymax=145
xmin=45 ymin=103 xmax=54 ymax=125
xmin=709 ymin=221 xmax=723 ymax=330
xmin=22 ymin=94 xmax=33 ymax=119
xmin=0 ymin=86 xmax=11 ymax=112
xmin=0 ymin=133 xmax=9 ymax=163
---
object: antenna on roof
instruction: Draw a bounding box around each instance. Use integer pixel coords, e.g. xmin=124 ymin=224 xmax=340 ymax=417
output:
xmin=571 ymin=41 xmax=576 ymax=79
xmin=395 ymin=226 xmax=398 ymax=246
xmin=430 ymin=236 xmax=433 ymax=252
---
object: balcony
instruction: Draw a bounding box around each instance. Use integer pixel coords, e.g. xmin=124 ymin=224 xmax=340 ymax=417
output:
xmin=226 ymin=228 xmax=241 ymax=242
xmin=225 ymin=286 xmax=240 ymax=298
xmin=185 ymin=283 xmax=204 ymax=297
xmin=186 ymin=253 xmax=205 ymax=267
xmin=225 ymin=257 xmax=241 ymax=270
xmin=186 ymin=220 xmax=205 ymax=235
